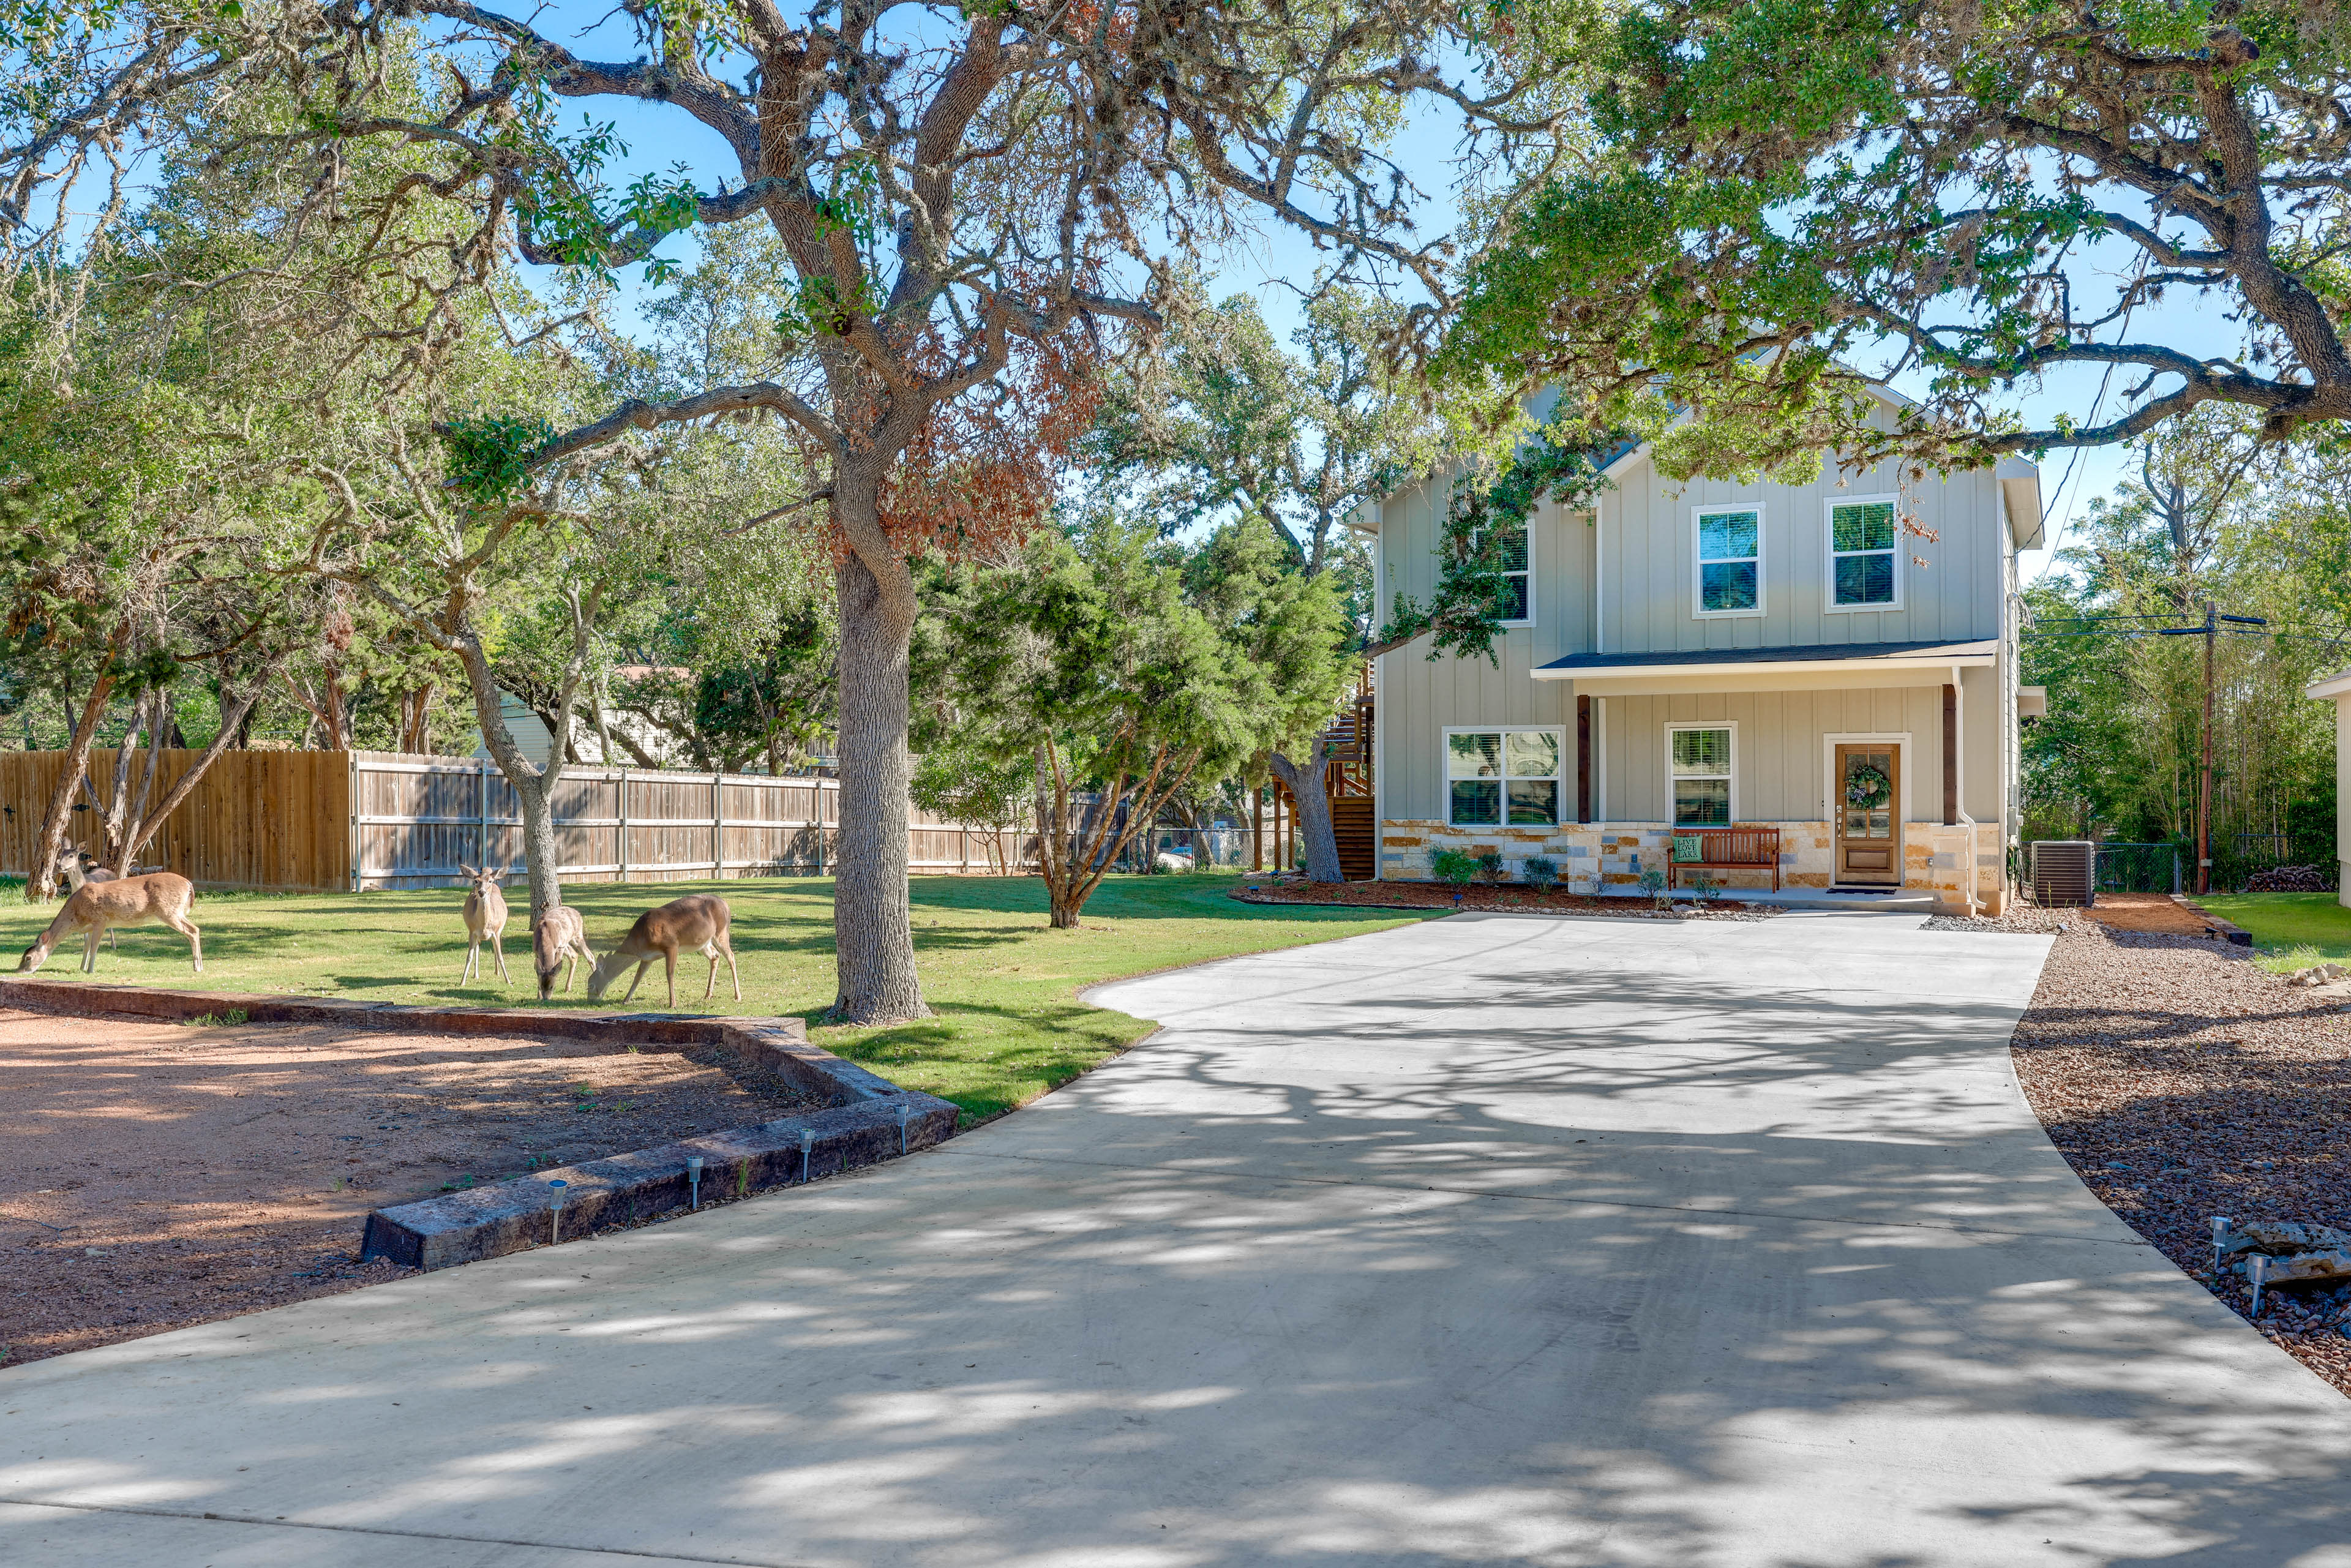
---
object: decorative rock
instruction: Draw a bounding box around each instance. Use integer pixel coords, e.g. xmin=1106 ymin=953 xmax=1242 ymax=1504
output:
xmin=2221 ymin=1220 xmax=2351 ymax=1260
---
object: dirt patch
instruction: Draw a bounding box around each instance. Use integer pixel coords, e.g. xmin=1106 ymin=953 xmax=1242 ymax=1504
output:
xmin=2078 ymin=890 xmax=2236 ymax=937
xmin=2009 ymin=924 xmax=2351 ymax=1397
xmin=0 ymin=1007 xmax=830 ymax=1367
xmin=1233 ymin=880 xmax=1777 ymax=920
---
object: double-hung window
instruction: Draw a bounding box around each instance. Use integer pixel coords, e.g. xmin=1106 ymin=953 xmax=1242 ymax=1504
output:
xmin=1446 ymin=727 xmax=1562 ymax=827
xmin=1480 ymin=515 xmax=1532 ymax=623
xmin=1828 ymin=496 xmax=1900 ymax=609
xmin=1695 ymin=507 xmax=1761 ymax=615
xmin=1668 ymin=726 xmax=1734 ymax=826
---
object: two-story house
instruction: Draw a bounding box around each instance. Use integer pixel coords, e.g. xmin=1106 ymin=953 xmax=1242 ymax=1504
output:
xmin=1360 ymin=392 xmax=2044 ymax=913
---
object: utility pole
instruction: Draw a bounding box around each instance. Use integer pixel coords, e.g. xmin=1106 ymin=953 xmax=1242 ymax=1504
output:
xmin=2199 ymin=601 xmax=2216 ymax=895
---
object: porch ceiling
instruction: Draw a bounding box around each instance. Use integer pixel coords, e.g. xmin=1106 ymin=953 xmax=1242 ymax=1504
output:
xmin=1534 ymin=637 xmax=1995 ymax=696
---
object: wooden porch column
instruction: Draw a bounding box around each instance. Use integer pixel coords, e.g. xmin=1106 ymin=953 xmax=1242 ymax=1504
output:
xmin=1576 ymin=695 xmax=1593 ymax=823
xmin=1942 ymin=683 xmax=1959 ymax=825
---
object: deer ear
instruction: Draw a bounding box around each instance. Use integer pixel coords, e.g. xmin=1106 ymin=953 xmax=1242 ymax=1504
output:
xmin=459 ymin=863 xmax=476 ymax=878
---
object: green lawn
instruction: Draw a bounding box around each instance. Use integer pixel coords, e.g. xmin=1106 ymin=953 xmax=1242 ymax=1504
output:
xmin=0 ymin=872 xmax=1434 ymax=1123
xmin=2188 ymin=891 xmax=2351 ymax=972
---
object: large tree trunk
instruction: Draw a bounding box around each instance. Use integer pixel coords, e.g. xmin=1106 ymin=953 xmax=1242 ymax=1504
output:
xmin=28 ymin=666 xmax=119 ymax=902
xmin=456 ymin=641 xmax=567 ymax=920
xmin=1268 ymin=751 xmax=1346 ymax=883
xmin=831 ymin=549 xmax=929 ymax=1020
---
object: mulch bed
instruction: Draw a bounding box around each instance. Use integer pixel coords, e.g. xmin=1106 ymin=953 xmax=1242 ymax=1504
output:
xmin=2006 ymin=922 xmax=2351 ymax=1395
xmin=0 ymin=1007 xmax=830 ymax=1367
xmin=1231 ymin=880 xmax=1778 ymax=920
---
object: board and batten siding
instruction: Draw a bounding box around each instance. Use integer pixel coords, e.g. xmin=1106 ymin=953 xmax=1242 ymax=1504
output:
xmin=1595 ymin=670 xmax=2002 ymax=825
xmin=1599 ymin=448 xmax=2003 ymax=654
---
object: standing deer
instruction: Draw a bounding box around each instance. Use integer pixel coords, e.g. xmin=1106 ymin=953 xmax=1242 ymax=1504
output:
xmin=18 ymin=872 xmax=202 ymax=974
xmin=457 ymin=864 xmax=510 ymax=985
xmin=531 ymin=902 xmax=594 ymax=1002
xmin=587 ymin=894 xmax=740 ymax=1008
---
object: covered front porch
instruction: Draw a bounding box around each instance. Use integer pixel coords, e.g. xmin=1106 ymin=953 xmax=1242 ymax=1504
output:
xmin=1378 ymin=638 xmax=2010 ymax=913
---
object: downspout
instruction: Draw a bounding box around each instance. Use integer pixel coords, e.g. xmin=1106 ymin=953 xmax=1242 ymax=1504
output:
xmin=1952 ymin=664 xmax=1981 ymax=917
xmin=1594 ymin=495 xmax=1605 ymax=656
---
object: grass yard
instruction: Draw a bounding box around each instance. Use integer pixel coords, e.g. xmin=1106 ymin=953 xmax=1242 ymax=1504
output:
xmin=2189 ymin=891 xmax=2351 ymax=972
xmin=0 ymin=871 xmax=1434 ymax=1123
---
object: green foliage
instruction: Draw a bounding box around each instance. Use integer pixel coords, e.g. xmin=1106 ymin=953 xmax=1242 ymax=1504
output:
xmin=1521 ymin=855 xmax=1560 ymax=893
xmin=1442 ymin=0 xmax=2351 ymax=468
xmin=1376 ymin=422 xmax=1610 ymax=662
xmin=1639 ymin=866 xmax=1668 ymax=907
xmin=441 ymin=415 xmax=558 ymax=504
xmin=1431 ymin=848 xmax=1480 ymax=888
xmin=1475 ymin=850 xmax=1506 ymax=883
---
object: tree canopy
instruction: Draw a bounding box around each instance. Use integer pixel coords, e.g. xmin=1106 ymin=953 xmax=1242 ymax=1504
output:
xmin=1441 ymin=1 xmax=2351 ymax=475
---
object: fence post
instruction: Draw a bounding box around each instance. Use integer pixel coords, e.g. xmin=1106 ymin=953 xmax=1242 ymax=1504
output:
xmin=617 ymin=767 xmax=630 ymax=883
xmin=347 ymin=752 xmax=360 ymax=893
xmin=713 ymin=772 xmax=726 ymax=882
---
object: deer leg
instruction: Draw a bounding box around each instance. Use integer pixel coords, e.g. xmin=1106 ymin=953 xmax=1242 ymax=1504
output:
xmin=702 ymin=948 xmax=719 ymax=1003
xmin=620 ymin=960 xmax=650 ymax=1005
xmin=491 ymin=929 xmax=509 ymax=983
xmin=81 ymin=926 xmax=100 ymax=972
xmin=665 ymin=950 xmax=678 ymax=1008
xmin=724 ymin=941 xmax=741 ymax=1002
xmin=160 ymin=911 xmax=203 ymax=973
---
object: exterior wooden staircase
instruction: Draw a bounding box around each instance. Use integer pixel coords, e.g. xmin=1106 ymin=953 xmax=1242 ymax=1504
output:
xmin=1264 ymin=672 xmax=1377 ymax=880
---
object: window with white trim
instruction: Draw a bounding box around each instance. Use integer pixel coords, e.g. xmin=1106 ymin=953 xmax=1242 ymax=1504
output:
xmin=1695 ymin=508 xmax=1760 ymax=615
xmin=1446 ymin=727 xmax=1562 ymax=827
xmin=1479 ymin=515 xmax=1531 ymax=623
xmin=1668 ymin=726 xmax=1733 ymax=826
xmin=1829 ymin=497 xmax=1899 ymax=608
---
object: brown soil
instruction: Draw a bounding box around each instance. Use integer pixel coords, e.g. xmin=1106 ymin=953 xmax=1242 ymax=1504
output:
xmin=1232 ymin=879 xmax=1776 ymax=919
xmin=2078 ymin=890 xmax=2236 ymax=937
xmin=0 ymin=1007 xmax=828 ymax=1367
xmin=2009 ymin=923 xmax=2351 ymax=1396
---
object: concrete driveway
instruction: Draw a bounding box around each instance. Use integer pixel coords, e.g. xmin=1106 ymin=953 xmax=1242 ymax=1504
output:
xmin=6 ymin=910 xmax=2350 ymax=1567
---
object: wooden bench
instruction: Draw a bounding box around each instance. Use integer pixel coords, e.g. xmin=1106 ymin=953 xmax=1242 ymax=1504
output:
xmin=1667 ymin=828 xmax=1782 ymax=892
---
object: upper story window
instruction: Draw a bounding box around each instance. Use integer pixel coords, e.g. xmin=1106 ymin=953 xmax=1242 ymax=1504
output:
xmin=1694 ymin=506 xmax=1761 ymax=617
xmin=1445 ymin=727 xmax=1562 ymax=827
xmin=1482 ymin=516 xmax=1531 ymax=625
xmin=1828 ymin=495 xmax=1900 ymax=610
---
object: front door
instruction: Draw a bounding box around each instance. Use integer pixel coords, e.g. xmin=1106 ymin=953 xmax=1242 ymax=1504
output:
xmin=1835 ymin=745 xmax=1900 ymax=885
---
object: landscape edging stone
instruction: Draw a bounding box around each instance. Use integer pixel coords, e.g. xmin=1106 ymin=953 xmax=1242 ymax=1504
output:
xmin=0 ymin=976 xmax=957 ymax=1270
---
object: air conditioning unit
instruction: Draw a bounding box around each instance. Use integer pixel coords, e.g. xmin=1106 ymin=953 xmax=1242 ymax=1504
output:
xmin=2030 ymin=840 xmax=2096 ymax=907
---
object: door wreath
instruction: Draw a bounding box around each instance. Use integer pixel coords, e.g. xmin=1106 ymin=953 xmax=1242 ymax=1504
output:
xmin=1844 ymin=762 xmax=1892 ymax=811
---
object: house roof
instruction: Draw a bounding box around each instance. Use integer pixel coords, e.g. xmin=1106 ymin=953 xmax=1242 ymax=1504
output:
xmin=1534 ymin=639 xmax=1997 ymax=683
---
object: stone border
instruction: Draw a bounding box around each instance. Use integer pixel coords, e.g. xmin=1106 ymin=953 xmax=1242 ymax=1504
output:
xmin=0 ymin=977 xmax=958 ymax=1271
xmin=1225 ymin=889 xmax=1772 ymax=921
xmin=2172 ymin=896 xmax=2256 ymax=947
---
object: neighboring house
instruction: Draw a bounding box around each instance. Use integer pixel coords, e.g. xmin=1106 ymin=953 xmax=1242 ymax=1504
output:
xmin=466 ymin=673 xmax=691 ymax=771
xmin=2302 ymin=667 xmax=2351 ymax=907
xmin=1360 ymin=392 xmax=2044 ymax=913
xmin=468 ymin=689 xmax=555 ymax=770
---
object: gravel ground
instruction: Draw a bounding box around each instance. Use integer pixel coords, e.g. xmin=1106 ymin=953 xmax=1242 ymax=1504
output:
xmin=2008 ymin=923 xmax=2351 ymax=1396
xmin=0 ymin=1008 xmax=830 ymax=1367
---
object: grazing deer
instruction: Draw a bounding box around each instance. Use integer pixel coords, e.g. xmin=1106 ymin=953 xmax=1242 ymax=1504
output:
xmin=531 ymin=902 xmax=594 ymax=1002
xmin=18 ymin=872 xmax=202 ymax=975
xmin=587 ymin=893 xmax=740 ymax=1008
xmin=457 ymin=864 xmax=510 ymax=985
xmin=51 ymin=848 xmax=117 ymax=948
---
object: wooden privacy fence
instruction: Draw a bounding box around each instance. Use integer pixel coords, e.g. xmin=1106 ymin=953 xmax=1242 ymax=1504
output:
xmin=1 ymin=749 xmax=1038 ymax=893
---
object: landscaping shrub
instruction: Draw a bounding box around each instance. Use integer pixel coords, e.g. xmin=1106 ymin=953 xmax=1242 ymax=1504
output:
xmin=1522 ymin=856 xmax=1560 ymax=893
xmin=1476 ymin=851 xmax=1507 ymax=884
xmin=1639 ymin=866 xmax=1670 ymax=910
xmin=1431 ymin=849 xmax=1480 ymax=890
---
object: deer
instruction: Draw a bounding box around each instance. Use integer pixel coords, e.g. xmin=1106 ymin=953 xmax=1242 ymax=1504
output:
xmin=531 ymin=902 xmax=594 ymax=1002
xmin=457 ymin=864 xmax=510 ymax=985
xmin=51 ymin=847 xmax=118 ymax=948
xmin=587 ymin=893 xmax=740 ymax=1008
xmin=18 ymin=872 xmax=202 ymax=975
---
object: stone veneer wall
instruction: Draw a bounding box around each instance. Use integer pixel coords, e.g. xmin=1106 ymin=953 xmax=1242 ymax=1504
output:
xmin=1381 ymin=819 xmax=2006 ymax=915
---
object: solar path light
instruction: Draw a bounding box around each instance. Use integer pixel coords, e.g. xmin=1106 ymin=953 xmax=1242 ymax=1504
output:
xmin=548 ymin=1179 xmax=569 ymax=1244
xmin=687 ymin=1156 xmax=704 ymax=1210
